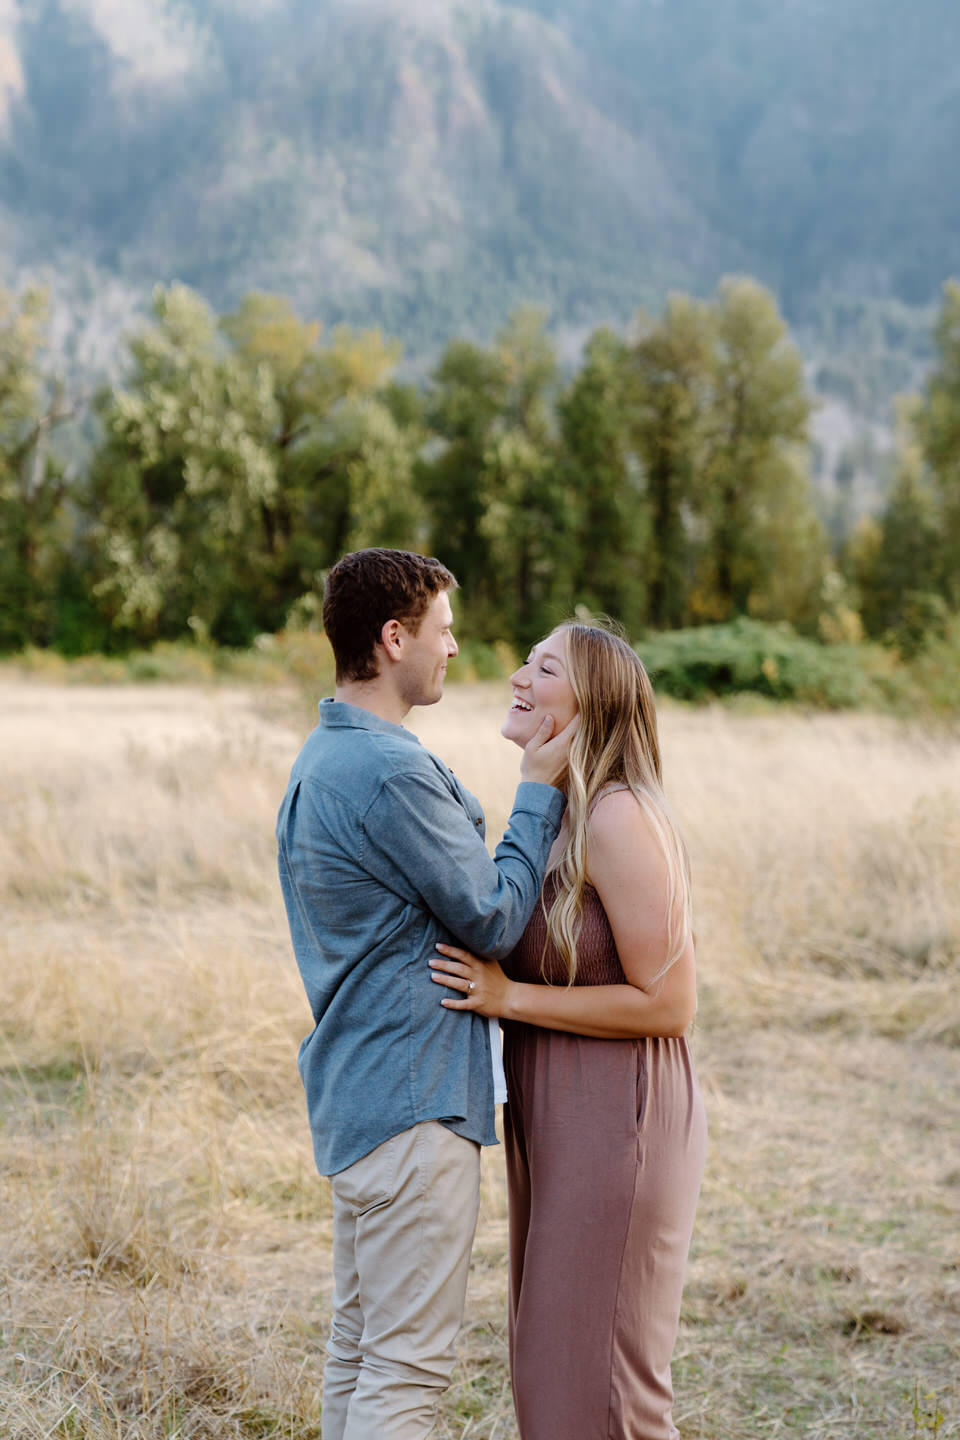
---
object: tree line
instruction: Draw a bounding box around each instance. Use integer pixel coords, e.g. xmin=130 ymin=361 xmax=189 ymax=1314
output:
xmin=1 ymin=276 xmax=958 ymax=657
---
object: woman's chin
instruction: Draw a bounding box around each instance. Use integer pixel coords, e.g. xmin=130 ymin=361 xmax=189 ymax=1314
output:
xmin=501 ymin=713 xmax=533 ymax=748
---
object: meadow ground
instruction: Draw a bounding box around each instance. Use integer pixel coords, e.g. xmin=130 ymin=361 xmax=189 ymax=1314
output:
xmin=1 ymin=676 xmax=958 ymax=1439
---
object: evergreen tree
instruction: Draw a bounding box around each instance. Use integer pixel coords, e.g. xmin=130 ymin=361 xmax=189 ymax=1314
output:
xmin=856 ymin=398 xmax=946 ymax=650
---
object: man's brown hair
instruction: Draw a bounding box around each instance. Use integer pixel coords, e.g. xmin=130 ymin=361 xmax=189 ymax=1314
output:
xmin=322 ymin=548 xmax=458 ymax=683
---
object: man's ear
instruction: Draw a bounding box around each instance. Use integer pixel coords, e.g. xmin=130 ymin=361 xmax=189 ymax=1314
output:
xmin=378 ymin=618 xmax=404 ymax=664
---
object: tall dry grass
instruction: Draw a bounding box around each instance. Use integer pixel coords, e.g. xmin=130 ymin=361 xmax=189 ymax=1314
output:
xmin=1 ymin=677 xmax=958 ymax=1438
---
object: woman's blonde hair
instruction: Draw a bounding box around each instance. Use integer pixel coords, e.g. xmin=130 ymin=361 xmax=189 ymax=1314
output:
xmin=544 ymin=621 xmax=692 ymax=985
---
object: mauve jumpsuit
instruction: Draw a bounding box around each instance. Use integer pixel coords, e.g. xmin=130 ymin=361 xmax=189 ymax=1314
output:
xmin=501 ymin=875 xmax=707 ymax=1440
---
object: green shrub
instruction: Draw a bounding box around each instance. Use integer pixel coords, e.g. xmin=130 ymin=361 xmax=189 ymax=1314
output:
xmin=636 ymin=619 xmax=894 ymax=709
xmin=886 ymin=590 xmax=951 ymax=660
xmin=4 ymin=620 xmax=958 ymax=714
xmin=50 ymin=565 xmax=115 ymax=657
xmin=901 ymin=615 xmax=960 ymax=711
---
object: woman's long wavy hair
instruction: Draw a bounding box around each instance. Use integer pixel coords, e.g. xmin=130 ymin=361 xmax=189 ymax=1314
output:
xmin=544 ymin=621 xmax=692 ymax=986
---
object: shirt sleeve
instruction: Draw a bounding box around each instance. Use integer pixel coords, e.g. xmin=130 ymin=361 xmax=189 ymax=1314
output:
xmin=362 ymin=769 xmax=565 ymax=960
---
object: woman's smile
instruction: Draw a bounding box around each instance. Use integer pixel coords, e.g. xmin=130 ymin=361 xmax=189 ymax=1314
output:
xmin=501 ymin=630 xmax=578 ymax=747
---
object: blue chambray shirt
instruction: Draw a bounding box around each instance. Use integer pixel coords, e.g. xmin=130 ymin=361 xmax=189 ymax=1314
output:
xmin=276 ymin=699 xmax=565 ymax=1176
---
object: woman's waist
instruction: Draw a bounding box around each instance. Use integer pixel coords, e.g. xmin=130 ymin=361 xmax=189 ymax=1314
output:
xmin=502 ymin=1021 xmax=697 ymax=1060
xmin=502 ymin=952 xmax=626 ymax=987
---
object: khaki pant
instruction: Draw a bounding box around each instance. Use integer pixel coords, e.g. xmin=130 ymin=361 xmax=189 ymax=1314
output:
xmin=322 ymin=1121 xmax=481 ymax=1440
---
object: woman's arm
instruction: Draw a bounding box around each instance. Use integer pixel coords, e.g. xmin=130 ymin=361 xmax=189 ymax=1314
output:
xmin=430 ymin=789 xmax=697 ymax=1039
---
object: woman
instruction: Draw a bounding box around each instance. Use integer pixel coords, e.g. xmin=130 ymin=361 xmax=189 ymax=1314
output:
xmin=430 ymin=621 xmax=707 ymax=1440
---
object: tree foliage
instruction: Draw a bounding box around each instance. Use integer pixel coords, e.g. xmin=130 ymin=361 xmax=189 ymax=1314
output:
xmin=1 ymin=274 xmax=956 ymax=665
xmin=83 ymin=287 xmax=420 ymax=646
xmin=854 ymin=282 xmax=960 ymax=652
xmin=0 ymin=286 xmax=79 ymax=649
xmin=86 ymin=285 xmax=281 ymax=645
xmin=420 ymin=310 xmax=575 ymax=646
xmin=694 ymin=278 xmax=816 ymax=621
xmin=626 ymin=296 xmax=713 ymax=628
xmin=558 ymin=327 xmax=647 ymax=633
xmin=914 ymin=280 xmax=960 ymax=605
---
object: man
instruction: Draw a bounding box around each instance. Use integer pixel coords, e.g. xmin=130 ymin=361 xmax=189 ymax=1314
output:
xmin=276 ymin=548 xmax=572 ymax=1440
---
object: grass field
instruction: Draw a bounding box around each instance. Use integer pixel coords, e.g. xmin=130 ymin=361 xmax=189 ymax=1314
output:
xmin=1 ymin=676 xmax=958 ymax=1439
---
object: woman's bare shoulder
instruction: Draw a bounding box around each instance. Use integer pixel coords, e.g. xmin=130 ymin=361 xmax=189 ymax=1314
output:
xmin=587 ymin=786 xmax=662 ymax=866
xmin=587 ymin=783 xmax=632 ymax=822
xmin=589 ymin=784 xmax=644 ymax=828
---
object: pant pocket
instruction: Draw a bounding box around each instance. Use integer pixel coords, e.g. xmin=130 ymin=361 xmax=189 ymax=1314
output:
xmin=635 ymin=1042 xmax=649 ymax=1132
xmin=331 ymin=1131 xmax=402 ymax=1216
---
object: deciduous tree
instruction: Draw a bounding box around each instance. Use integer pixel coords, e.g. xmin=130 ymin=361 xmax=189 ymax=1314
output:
xmin=87 ymin=285 xmax=280 ymax=645
xmin=914 ymin=279 xmax=960 ymax=606
xmin=626 ymin=296 xmax=714 ymax=628
xmin=695 ymin=278 xmax=820 ymax=622
xmin=558 ymin=327 xmax=648 ymax=632
xmin=0 ymin=287 xmax=80 ymax=649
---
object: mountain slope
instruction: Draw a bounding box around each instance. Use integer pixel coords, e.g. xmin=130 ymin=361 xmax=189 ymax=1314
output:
xmin=0 ymin=0 xmax=957 ymax=368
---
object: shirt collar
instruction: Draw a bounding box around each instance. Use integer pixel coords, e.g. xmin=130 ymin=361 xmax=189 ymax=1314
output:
xmin=317 ymin=697 xmax=421 ymax=742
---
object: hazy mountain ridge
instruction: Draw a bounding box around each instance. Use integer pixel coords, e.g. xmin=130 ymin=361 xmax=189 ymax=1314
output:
xmin=511 ymin=0 xmax=960 ymax=305
xmin=0 ymin=0 xmax=747 ymax=330
xmin=0 ymin=0 xmax=957 ymax=399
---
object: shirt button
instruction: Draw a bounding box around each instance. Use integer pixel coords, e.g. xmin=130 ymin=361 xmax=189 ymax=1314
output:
xmin=475 ymin=817 xmax=483 ymax=826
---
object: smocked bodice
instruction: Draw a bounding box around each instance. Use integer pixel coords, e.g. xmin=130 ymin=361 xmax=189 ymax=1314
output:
xmin=503 ymin=870 xmax=626 ymax=987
